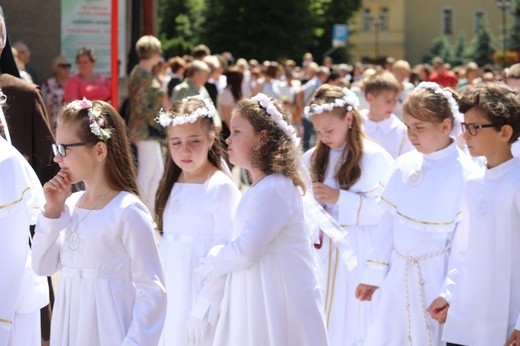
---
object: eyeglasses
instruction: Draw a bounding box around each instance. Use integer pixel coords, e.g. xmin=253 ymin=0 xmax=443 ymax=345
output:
xmin=57 ymin=63 xmax=72 ymax=68
xmin=460 ymin=122 xmax=496 ymax=136
xmin=52 ymin=142 xmax=91 ymax=157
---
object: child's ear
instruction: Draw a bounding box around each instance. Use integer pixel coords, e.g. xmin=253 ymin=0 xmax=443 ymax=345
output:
xmin=440 ymin=118 xmax=452 ymax=134
xmin=94 ymin=141 xmax=108 ymax=162
xmin=259 ymin=129 xmax=268 ymax=141
xmin=499 ymin=124 xmax=513 ymax=143
xmin=365 ymin=92 xmax=373 ymax=102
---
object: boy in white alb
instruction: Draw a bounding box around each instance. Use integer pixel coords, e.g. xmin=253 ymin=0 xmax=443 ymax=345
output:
xmin=428 ymin=83 xmax=520 ymax=346
xmin=360 ymin=71 xmax=414 ymax=158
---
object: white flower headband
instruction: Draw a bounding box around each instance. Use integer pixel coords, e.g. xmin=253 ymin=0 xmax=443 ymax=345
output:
xmin=304 ymin=88 xmax=360 ymax=118
xmin=66 ymin=98 xmax=112 ymax=141
xmin=252 ymin=93 xmax=300 ymax=146
xmin=156 ymin=95 xmax=216 ymax=127
xmin=415 ymin=81 xmax=464 ymax=123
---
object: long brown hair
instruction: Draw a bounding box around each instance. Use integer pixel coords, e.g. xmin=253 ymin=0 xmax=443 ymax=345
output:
xmin=57 ymin=100 xmax=140 ymax=197
xmin=154 ymin=97 xmax=224 ymax=234
xmin=234 ymin=97 xmax=305 ymax=192
xmin=309 ymin=84 xmax=364 ymax=190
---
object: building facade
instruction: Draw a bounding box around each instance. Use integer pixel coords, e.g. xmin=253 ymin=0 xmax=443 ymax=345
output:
xmin=349 ymin=0 xmax=510 ymax=65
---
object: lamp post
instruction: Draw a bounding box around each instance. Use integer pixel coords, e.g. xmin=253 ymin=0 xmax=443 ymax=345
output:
xmin=497 ymin=0 xmax=511 ymax=55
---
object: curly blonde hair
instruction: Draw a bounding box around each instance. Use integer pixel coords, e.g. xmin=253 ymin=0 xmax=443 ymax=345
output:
xmin=233 ymin=98 xmax=305 ymax=192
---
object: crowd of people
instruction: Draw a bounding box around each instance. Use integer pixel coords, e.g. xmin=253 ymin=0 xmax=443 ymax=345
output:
xmin=2 ymin=10 xmax=520 ymax=346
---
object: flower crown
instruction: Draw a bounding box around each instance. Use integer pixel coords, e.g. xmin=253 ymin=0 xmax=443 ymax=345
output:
xmin=66 ymin=98 xmax=111 ymax=141
xmin=304 ymin=88 xmax=360 ymax=118
xmin=156 ymin=95 xmax=216 ymax=127
xmin=415 ymin=82 xmax=463 ymax=123
xmin=252 ymin=93 xmax=300 ymax=146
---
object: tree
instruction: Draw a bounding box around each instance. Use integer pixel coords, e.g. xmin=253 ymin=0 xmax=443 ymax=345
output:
xmin=200 ymin=0 xmax=317 ymax=62
xmin=451 ymin=33 xmax=467 ymax=67
xmin=423 ymin=36 xmax=453 ymax=64
xmin=158 ymin=0 xmax=204 ymax=57
xmin=464 ymin=19 xmax=497 ymax=67
xmin=509 ymin=0 xmax=520 ymax=51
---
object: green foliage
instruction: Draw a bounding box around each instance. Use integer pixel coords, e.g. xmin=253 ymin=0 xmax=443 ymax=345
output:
xmin=465 ymin=18 xmax=497 ymax=66
xmin=451 ymin=33 xmax=467 ymax=67
xmin=509 ymin=0 xmax=520 ymax=51
xmin=158 ymin=0 xmax=204 ymax=57
xmin=157 ymin=0 xmax=361 ymax=62
xmin=423 ymin=36 xmax=453 ymax=64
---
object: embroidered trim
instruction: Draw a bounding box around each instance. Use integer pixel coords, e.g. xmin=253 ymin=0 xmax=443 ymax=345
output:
xmin=0 ymin=318 xmax=12 ymax=324
xmin=380 ymin=196 xmax=459 ymax=226
xmin=0 ymin=187 xmax=31 ymax=209
xmin=367 ymin=259 xmax=389 ymax=266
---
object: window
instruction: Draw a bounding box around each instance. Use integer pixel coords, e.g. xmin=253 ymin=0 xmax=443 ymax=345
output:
xmin=474 ymin=10 xmax=484 ymax=33
xmin=442 ymin=8 xmax=453 ymax=34
xmin=380 ymin=7 xmax=389 ymax=32
xmin=363 ymin=9 xmax=372 ymax=32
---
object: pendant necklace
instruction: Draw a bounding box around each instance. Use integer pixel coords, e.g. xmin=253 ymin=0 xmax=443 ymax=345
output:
xmin=67 ymin=189 xmax=110 ymax=251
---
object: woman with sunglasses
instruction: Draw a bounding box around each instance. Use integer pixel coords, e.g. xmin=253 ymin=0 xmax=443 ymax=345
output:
xmin=42 ymin=55 xmax=71 ymax=128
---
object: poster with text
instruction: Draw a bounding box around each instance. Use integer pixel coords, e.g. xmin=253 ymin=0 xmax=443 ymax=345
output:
xmin=61 ymin=0 xmax=126 ymax=78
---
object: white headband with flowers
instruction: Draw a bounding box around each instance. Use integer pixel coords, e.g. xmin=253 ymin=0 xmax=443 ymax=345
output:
xmin=67 ymin=98 xmax=111 ymax=141
xmin=415 ymin=81 xmax=464 ymax=123
xmin=156 ymin=95 xmax=216 ymax=127
xmin=252 ymin=93 xmax=300 ymax=146
xmin=304 ymin=88 xmax=360 ymax=118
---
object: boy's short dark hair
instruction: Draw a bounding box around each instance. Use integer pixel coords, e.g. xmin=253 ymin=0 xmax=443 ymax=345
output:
xmin=458 ymin=83 xmax=520 ymax=144
xmin=364 ymin=71 xmax=401 ymax=97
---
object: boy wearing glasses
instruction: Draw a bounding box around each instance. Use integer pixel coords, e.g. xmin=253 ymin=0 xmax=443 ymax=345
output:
xmin=428 ymin=83 xmax=520 ymax=346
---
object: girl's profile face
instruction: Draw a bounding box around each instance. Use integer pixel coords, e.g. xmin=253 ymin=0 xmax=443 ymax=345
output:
xmin=167 ymin=119 xmax=214 ymax=177
xmin=226 ymin=115 xmax=260 ymax=169
xmin=53 ymin=122 xmax=96 ymax=184
xmin=403 ymin=112 xmax=451 ymax=154
xmin=311 ymin=111 xmax=352 ymax=150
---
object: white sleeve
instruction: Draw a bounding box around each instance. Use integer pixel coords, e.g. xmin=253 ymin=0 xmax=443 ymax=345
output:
xmin=207 ymin=183 xmax=291 ymax=280
xmin=438 ymin=190 xmax=471 ymax=303
xmin=360 ymin=211 xmax=394 ymax=286
xmin=120 ymin=204 xmax=167 ymax=346
xmin=31 ymin=208 xmax=69 ymax=276
xmin=189 ymin=180 xmax=241 ymax=324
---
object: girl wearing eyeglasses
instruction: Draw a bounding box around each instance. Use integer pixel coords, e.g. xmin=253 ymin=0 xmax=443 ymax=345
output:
xmin=31 ymin=99 xmax=166 ymax=345
xmin=356 ymin=82 xmax=478 ymax=346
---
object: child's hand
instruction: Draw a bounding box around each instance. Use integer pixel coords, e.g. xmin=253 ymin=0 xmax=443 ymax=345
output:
xmin=43 ymin=170 xmax=72 ymax=218
xmin=506 ymin=329 xmax=520 ymax=346
xmin=427 ymin=297 xmax=449 ymax=323
xmin=312 ymin=182 xmax=340 ymax=204
xmin=355 ymin=283 xmax=378 ymax=301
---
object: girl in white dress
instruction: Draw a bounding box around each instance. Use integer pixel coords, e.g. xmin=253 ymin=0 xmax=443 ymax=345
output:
xmin=302 ymin=84 xmax=394 ymax=346
xmin=154 ymin=96 xmax=241 ymax=345
xmin=31 ymin=99 xmax=167 ymax=346
xmin=356 ymin=82 xmax=477 ymax=346
xmin=196 ymin=93 xmax=328 ymax=346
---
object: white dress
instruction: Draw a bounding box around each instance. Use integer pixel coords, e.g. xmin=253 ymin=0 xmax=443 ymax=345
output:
xmin=441 ymin=158 xmax=520 ymax=345
xmin=361 ymin=142 xmax=477 ymax=346
xmin=0 ymin=136 xmax=46 ymax=346
xmin=158 ymin=171 xmax=241 ymax=345
xmin=207 ymin=174 xmax=327 ymax=346
xmin=303 ymin=139 xmax=394 ymax=346
xmin=32 ymin=191 xmax=167 ymax=346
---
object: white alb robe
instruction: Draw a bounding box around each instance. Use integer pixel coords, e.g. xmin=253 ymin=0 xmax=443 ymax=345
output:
xmin=32 ymin=191 xmax=167 ymax=346
xmin=0 ymin=136 xmax=46 ymax=346
xmin=206 ymin=174 xmax=327 ymax=346
xmin=158 ymin=171 xmax=241 ymax=346
xmin=440 ymin=157 xmax=520 ymax=345
xmin=303 ymin=139 xmax=394 ymax=346
xmin=360 ymin=109 xmax=414 ymax=159
xmin=361 ymin=142 xmax=477 ymax=346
